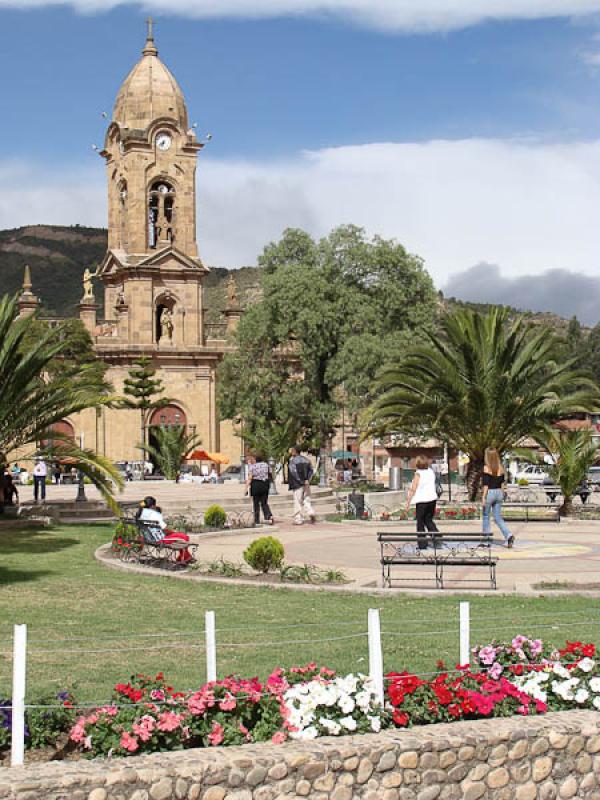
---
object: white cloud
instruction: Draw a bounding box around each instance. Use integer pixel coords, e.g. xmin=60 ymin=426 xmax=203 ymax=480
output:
xmin=2 ymin=137 xmax=600 ymax=294
xmin=2 ymin=0 xmax=600 ymax=32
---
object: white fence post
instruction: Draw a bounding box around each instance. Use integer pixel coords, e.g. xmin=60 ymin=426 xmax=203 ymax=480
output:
xmin=11 ymin=624 xmax=27 ymax=767
xmin=459 ymin=602 xmax=470 ymax=666
xmin=205 ymin=611 xmax=217 ymax=683
xmin=368 ymin=608 xmax=384 ymax=707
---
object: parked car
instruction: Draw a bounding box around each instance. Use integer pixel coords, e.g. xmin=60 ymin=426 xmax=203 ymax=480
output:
xmin=220 ymin=465 xmax=242 ymax=481
xmin=587 ymin=466 xmax=600 ymax=485
xmin=514 ymin=464 xmax=549 ymax=484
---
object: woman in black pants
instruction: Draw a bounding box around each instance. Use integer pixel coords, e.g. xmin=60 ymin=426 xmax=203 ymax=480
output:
xmin=405 ymin=454 xmax=439 ymax=549
xmin=246 ymin=453 xmax=274 ymax=525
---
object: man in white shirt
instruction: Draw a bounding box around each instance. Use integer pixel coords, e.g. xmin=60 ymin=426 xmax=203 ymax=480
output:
xmin=32 ymin=457 xmax=47 ymax=502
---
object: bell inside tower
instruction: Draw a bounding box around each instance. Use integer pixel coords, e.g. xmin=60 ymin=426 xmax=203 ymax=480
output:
xmin=148 ymin=180 xmax=175 ymax=248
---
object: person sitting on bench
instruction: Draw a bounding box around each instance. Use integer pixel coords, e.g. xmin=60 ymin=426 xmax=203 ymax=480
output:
xmin=136 ymin=496 xmax=193 ymax=563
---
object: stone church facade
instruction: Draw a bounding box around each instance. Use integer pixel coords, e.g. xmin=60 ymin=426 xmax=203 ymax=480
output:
xmin=22 ymin=26 xmax=242 ymax=467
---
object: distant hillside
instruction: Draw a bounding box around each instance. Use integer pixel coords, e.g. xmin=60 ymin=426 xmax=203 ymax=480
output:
xmin=0 ymin=224 xmax=581 ymax=334
xmin=0 ymin=225 xmax=262 ymax=322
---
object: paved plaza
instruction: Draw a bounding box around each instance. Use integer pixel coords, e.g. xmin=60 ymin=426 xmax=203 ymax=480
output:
xmin=16 ymin=479 xmax=600 ymax=594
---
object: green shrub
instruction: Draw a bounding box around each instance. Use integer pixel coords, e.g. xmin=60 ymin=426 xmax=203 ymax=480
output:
xmin=111 ymin=520 xmax=142 ymax=554
xmin=244 ymin=536 xmax=285 ymax=573
xmin=204 ymin=504 xmax=227 ymax=528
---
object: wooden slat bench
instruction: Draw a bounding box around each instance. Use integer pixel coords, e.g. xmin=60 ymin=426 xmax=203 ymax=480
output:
xmin=501 ymin=504 xmax=560 ymax=523
xmin=377 ymin=531 xmax=498 ymax=590
xmin=118 ymin=517 xmax=198 ymax=569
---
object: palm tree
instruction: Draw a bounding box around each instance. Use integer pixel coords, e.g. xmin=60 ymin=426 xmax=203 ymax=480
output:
xmin=526 ymin=428 xmax=598 ymax=516
xmin=0 ymin=294 xmax=122 ymax=506
xmin=371 ymin=307 xmax=599 ymax=499
xmin=141 ymin=426 xmax=203 ymax=480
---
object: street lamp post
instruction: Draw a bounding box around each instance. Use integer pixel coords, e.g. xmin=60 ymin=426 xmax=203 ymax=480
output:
xmin=76 ymin=432 xmax=87 ymax=503
xmin=319 ymin=445 xmax=327 ymax=488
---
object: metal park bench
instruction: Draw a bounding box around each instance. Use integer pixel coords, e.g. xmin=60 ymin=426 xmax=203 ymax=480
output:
xmin=501 ymin=503 xmax=560 ymax=523
xmin=117 ymin=517 xmax=198 ymax=569
xmin=377 ymin=531 xmax=498 ymax=590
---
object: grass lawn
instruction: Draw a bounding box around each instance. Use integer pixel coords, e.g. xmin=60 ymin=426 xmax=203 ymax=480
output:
xmin=1 ymin=523 xmax=599 ymax=702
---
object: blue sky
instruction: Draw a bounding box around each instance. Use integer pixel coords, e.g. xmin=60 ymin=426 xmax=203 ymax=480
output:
xmin=2 ymin=6 xmax=600 ymax=161
xmin=3 ymin=1 xmax=600 ymax=321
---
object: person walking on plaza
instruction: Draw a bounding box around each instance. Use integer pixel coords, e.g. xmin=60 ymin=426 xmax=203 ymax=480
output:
xmin=482 ymin=447 xmax=514 ymax=548
xmin=32 ymin=456 xmax=47 ymax=502
xmin=405 ymin=454 xmax=439 ymax=550
xmin=288 ymin=446 xmax=316 ymax=525
xmin=246 ymin=452 xmax=274 ymax=525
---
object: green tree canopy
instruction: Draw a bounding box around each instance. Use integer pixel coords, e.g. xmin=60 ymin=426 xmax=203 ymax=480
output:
xmin=370 ymin=306 xmax=599 ymax=499
xmin=218 ymin=225 xmax=437 ymax=448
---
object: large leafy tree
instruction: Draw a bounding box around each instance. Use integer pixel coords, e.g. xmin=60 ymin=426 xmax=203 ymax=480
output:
xmin=141 ymin=426 xmax=203 ymax=480
xmin=0 ymin=294 xmax=121 ymax=505
xmin=218 ymin=225 xmax=437 ymax=454
xmin=371 ymin=307 xmax=599 ymax=499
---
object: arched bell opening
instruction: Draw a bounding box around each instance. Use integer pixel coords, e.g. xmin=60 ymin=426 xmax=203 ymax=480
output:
xmin=148 ymin=180 xmax=175 ymax=249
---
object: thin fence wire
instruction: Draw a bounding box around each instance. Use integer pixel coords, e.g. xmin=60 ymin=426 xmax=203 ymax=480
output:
xmin=2 ymin=606 xmax=597 ymax=645
xmin=0 ymin=656 xmax=592 ymax=712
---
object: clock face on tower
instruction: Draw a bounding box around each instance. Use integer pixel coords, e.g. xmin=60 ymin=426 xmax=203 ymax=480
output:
xmin=156 ymin=132 xmax=172 ymax=151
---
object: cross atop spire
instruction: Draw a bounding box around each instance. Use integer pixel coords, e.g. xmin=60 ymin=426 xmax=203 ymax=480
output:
xmin=142 ymin=16 xmax=158 ymax=56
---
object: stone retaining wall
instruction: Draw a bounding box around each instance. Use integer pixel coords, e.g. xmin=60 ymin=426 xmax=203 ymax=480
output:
xmin=2 ymin=711 xmax=600 ymax=800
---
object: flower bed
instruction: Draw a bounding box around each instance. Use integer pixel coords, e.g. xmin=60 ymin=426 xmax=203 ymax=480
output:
xmin=387 ymin=504 xmax=479 ymax=521
xmin=1 ymin=637 xmax=599 ymax=761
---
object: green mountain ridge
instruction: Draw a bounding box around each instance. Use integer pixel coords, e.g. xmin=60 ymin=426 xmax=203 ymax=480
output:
xmin=0 ymin=224 xmax=261 ymax=323
xmin=0 ymin=224 xmax=578 ymax=332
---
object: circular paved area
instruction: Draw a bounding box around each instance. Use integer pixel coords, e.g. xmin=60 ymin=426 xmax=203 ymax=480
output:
xmin=188 ymin=518 xmax=600 ymax=594
xmin=20 ymin=481 xmax=600 ymax=594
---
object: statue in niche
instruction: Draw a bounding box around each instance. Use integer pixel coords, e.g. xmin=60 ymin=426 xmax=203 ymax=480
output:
xmin=116 ymin=289 xmax=126 ymax=306
xmin=160 ymin=308 xmax=174 ymax=341
xmin=82 ymin=268 xmax=96 ymax=300
xmin=227 ymin=275 xmax=239 ymax=308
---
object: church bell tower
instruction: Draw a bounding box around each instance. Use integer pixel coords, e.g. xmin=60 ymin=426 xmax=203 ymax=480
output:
xmin=96 ymin=20 xmax=208 ymax=348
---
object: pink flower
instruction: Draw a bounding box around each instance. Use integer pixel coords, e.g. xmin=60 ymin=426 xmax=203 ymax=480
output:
xmin=208 ymin=722 xmax=224 ymax=746
xmin=488 ymin=662 xmax=503 ymax=680
xmin=478 ymin=646 xmax=497 ymax=666
xmin=271 ymin=731 xmax=287 ymax=744
xmin=150 ymin=689 xmax=165 ymax=701
xmin=530 ymin=639 xmax=543 ymax=657
xmin=120 ymin=732 xmax=140 ymax=752
xmin=219 ymin=693 xmax=237 ymax=711
xmin=69 ymin=718 xmax=87 ymax=743
xmin=99 ymin=705 xmax=118 ymax=717
xmin=133 ymin=715 xmax=156 ymax=742
xmin=157 ymin=711 xmax=182 ymax=732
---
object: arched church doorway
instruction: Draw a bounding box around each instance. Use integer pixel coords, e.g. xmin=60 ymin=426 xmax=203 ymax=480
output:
xmin=147 ymin=405 xmax=188 ymax=475
xmin=40 ymin=420 xmax=76 ymax=449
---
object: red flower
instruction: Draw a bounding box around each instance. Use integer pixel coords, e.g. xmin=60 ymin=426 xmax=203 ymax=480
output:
xmin=392 ymin=710 xmax=409 ymax=727
xmin=448 ymin=703 xmax=461 ymax=718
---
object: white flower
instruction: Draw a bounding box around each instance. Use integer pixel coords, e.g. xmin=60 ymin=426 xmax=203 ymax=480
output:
xmin=338 ymin=695 xmax=356 ymax=715
xmin=368 ymin=715 xmax=382 ymax=733
xmin=575 ymin=689 xmax=589 ymax=704
xmin=589 ymin=677 xmax=600 ymax=693
xmin=593 ymin=697 xmax=600 ymax=710
xmin=577 ymin=658 xmax=595 ymax=673
xmin=299 ymin=725 xmax=319 ymax=740
xmin=319 ymin=717 xmax=341 ymax=736
xmin=340 ymin=715 xmax=357 ymax=731
xmin=552 ymin=663 xmax=571 ymax=679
